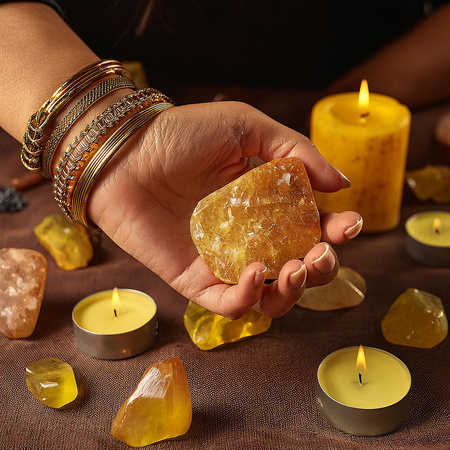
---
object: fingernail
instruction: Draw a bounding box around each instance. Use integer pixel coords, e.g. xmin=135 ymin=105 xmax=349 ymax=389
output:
xmin=344 ymin=217 xmax=363 ymax=239
xmin=312 ymin=243 xmax=335 ymax=275
xmin=254 ymin=267 xmax=267 ymax=287
xmin=331 ymin=166 xmax=351 ymax=188
xmin=289 ymin=264 xmax=307 ymax=290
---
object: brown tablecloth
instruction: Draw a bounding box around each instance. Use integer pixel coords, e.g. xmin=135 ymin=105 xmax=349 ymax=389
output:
xmin=1 ymin=97 xmax=449 ymax=449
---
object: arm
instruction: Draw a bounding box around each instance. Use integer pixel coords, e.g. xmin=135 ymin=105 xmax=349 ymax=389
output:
xmin=326 ymin=4 xmax=450 ymax=109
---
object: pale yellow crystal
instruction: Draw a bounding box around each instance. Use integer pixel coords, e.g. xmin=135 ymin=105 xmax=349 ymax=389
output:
xmin=111 ymin=357 xmax=192 ymax=447
xmin=382 ymin=288 xmax=448 ymax=348
xmin=406 ymin=165 xmax=450 ymax=203
xmin=296 ymin=266 xmax=366 ymax=311
xmin=34 ymin=213 xmax=93 ymax=270
xmin=184 ymin=301 xmax=272 ymax=350
xmin=191 ymin=158 xmax=321 ymax=284
xmin=0 ymin=248 xmax=47 ymax=338
xmin=25 ymin=357 xmax=78 ymax=408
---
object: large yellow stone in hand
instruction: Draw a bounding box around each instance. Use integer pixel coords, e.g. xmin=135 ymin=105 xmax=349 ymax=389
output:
xmin=191 ymin=158 xmax=321 ymax=284
xmin=111 ymin=358 xmax=192 ymax=447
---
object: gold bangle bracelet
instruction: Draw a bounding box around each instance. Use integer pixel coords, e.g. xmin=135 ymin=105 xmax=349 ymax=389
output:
xmin=21 ymin=60 xmax=130 ymax=172
xmin=71 ymin=102 xmax=174 ymax=229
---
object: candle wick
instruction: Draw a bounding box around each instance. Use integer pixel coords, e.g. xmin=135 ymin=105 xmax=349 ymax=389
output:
xmin=358 ymin=372 xmax=363 ymax=386
xmin=114 ymin=309 xmax=118 ymax=318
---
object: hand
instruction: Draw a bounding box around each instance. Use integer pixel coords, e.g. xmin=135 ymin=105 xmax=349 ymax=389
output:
xmin=88 ymin=101 xmax=362 ymax=318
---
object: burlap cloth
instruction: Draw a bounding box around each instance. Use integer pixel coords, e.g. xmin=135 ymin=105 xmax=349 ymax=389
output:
xmin=1 ymin=99 xmax=449 ymax=449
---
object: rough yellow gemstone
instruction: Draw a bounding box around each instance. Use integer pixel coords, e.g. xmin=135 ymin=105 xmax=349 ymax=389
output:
xmin=296 ymin=266 xmax=366 ymax=311
xmin=34 ymin=213 xmax=93 ymax=270
xmin=184 ymin=301 xmax=272 ymax=350
xmin=0 ymin=248 xmax=47 ymax=339
xmin=111 ymin=357 xmax=192 ymax=447
xmin=191 ymin=158 xmax=321 ymax=284
xmin=382 ymin=288 xmax=448 ymax=348
xmin=405 ymin=165 xmax=450 ymax=203
xmin=25 ymin=357 xmax=78 ymax=408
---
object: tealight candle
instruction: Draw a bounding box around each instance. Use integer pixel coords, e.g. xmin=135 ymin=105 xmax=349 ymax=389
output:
xmin=405 ymin=211 xmax=450 ymax=266
xmin=311 ymin=80 xmax=411 ymax=233
xmin=317 ymin=346 xmax=411 ymax=436
xmin=72 ymin=288 xmax=157 ymax=359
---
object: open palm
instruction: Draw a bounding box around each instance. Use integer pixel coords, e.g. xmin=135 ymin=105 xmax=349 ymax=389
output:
xmin=88 ymin=102 xmax=362 ymax=318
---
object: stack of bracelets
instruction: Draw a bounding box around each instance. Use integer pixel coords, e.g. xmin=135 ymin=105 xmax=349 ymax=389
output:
xmin=21 ymin=59 xmax=174 ymax=229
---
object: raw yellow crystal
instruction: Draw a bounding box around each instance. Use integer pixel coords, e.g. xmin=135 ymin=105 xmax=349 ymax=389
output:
xmin=191 ymin=158 xmax=321 ymax=284
xmin=382 ymin=288 xmax=448 ymax=348
xmin=0 ymin=248 xmax=47 ymax=338
xmin=34 ymin=213 xmax=93 ymax=270
xmin=25 ymin=357 xmax=78 ymax=408
xmin=184 ymin=301 xmax=272 ymax=350
xmin=111 ymin=357 xmax=192 ymax=447
xmin=405 ymin=165 xmax=450 ymax=203
xmin=296 ymin=266 xmax=366 ymax=311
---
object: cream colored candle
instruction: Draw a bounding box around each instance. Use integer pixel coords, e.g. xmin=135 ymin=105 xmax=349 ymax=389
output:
xmin=311 ymin=81 xmax=411 ymax=232
xmin=318 ymin=346 xmax=411 ymax=409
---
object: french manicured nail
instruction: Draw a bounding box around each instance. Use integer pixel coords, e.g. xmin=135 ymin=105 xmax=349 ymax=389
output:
xmin=254 ymin=267 xmax=267 ymax=287
xmin=312 ymin=243 xmax=335 ymax=274
xmin=289 ymin=264 xmax=307 ymax=290
xmin=332 ymin=166 xmax=351 ymax=188
xmin=344 ymin=217 xmax=363 ymax=239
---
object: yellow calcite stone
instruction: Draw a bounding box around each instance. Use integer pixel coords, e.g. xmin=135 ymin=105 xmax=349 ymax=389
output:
xmin=25 ymin=357 xmax=78 ymax=408
xmin=382 ymin=288 xmax=448 ymax=348
xmin=184 ymin=301 xmax=272 ymax=350
xmin=111 ymin=357 xmax=192 ymax=447
xmin=191 ymin=158 xmax=321 ymax=284
xmin=405 ymin=165 xmax=450 ymax=203
xmin=296 ymin=266 xmax=366 ymax=311
xmin=34 ymin=213 xmax=93 ymax=270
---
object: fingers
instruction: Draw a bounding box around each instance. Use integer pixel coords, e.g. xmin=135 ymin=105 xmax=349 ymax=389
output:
xmin=303 ymin=242 xmax=339 ymax=288
xmin=320 ymin=210 xmax=363 ymax=245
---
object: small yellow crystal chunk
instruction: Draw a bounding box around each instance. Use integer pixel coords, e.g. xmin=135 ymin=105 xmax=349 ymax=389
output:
xmin=296 ymin=266 xmax=366 ymax=311
xmin=405 ymin=165 xmax=450 ymax=203
xmin=184 ymin=301 xmax=272 ymax=350
xmin=34 ymin=213 xmax=93 ymax=270
xmin=25 ymin=357 xmax=78 ymax=408
xmin=111 ymin=357 xmax=192 ymax=447
xmin=191 ymin=158 xmax=321 ymax=284
xmin=382 ymin=288 xmax=448 ymax=348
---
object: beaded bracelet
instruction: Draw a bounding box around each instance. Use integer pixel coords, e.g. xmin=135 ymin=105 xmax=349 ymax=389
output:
xmin=21 ymin=60 xmax=129 ymax=172
xmin=53 ymin=89 xmax=173 ymax=221
xmin=40 ymin=76 xmax=136 ymax=179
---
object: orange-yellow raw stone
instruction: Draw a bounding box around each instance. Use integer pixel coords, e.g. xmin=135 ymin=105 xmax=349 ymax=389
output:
xmin=405 ymin=165 xmax=450 ymax=203
xmin=184 ymin=301 xmax=272 ymax=350
xmin=382 ymin=288 xmax=448 ymax=348
xmin=190 ymin=158 xmax=321 ymax=284
xmin=111 ymin=357 xmax=192 ymax=447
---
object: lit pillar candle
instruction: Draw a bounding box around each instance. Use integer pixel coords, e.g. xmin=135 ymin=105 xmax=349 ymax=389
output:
xmin=317 ymin=346 xmax=411 ymax=436
xmin=72 ymin=288 xmax=157 ymax=359
xmin=311 ymin=80 xmax=411 ymax=232
xmin=405 ymin=211 xmax=450 ymax=266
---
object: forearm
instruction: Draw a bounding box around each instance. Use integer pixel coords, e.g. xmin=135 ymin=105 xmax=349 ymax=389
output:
xmin=0 ymin=2 xmax=99 ymax=140
xmin=327 ymin=4 xmax=450 ymax=108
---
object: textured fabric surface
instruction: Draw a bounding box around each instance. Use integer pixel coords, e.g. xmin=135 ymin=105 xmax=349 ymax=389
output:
xmin=1 ymin=99 xmax=450 ymax=449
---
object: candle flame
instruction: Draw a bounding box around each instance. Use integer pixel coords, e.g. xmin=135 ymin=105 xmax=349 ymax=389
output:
xmin=356 ymin=345 xmax=366 ymax=372
xmin=111 ymin=287 xmax=121 ymax=317
xmin=433 ymin=217 xmax=441 ymax=234
xmin=358 ymin=79 xmax=370 ymax=118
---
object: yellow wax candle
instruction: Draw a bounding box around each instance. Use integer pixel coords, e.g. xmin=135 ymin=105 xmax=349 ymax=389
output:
xmin=73 ymin=289 xmax=156 ymax=334
xmin=311 ymin=81 xmax=411 ymax=232
xmin=405 ymin=211 xmax=450 ymax=247
xmin=318 ymin=347 xmax=411 ymax=409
